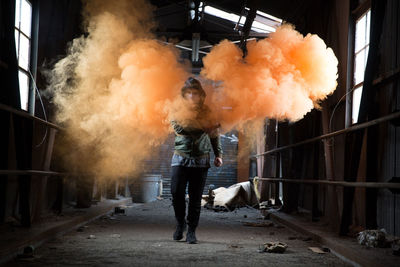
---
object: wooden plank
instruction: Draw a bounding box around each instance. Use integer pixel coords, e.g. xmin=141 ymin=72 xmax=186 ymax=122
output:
xmin=252 ymin=111 xmax=400 ymax=158
xmin=257 ymin=177 xmax=400 ymax=189
xmin=0 ymin=103 xmax=62 ymax=131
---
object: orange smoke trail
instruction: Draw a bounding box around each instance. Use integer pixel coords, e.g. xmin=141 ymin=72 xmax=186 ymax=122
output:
xmin=201 ymin=24 xmax=338 ymax=130
xmin=47 ymin=0 xmax=189 ymax=178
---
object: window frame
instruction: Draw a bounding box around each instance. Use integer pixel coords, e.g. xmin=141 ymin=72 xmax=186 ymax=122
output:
xmin=14 ymin=0 xmax=33 ymax=112
xmin=349 ymin=0 xmax=371 ymax=125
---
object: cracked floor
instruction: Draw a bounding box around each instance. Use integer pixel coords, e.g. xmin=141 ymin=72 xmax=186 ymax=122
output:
xmin=9 ymin=198 xmax=351 ymax=267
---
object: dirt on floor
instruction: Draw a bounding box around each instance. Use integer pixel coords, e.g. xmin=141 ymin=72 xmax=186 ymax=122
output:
xmin=8 ymin=198 xmax=352 ymax=267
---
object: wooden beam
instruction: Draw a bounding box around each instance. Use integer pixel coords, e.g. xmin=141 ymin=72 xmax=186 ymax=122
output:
xmin=255 ymin=177 xmax=400 ymax=189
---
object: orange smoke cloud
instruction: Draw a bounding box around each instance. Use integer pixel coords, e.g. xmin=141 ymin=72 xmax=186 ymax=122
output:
xmin=47 ymin=0 xmax=189 ymax=178
xmin=47 ymin=1 xmax=337 ymax=179
xmin=201 ymin=25 xmax=338 ymax=129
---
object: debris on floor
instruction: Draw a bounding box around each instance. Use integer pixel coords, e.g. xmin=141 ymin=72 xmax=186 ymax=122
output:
xmin=308 ymin=247 xmax=327 ymax=254
xmin=16 ymin=245 xmax=41 ymax=261
xmin=77 ymin=225 xmax=88 ymax=232
xmin=392 ymin=239 xmax=400 ymax=256
xmin=322 ymin=247 xmax=331 ymax=253
xmin=259 ymin=242 xmax=288 ymax=253
xmin=114 ymin=206 xmax=126 ymax=214
xmin=22 ymin=245 xmax=35 ymax=257
xmin=358 ymin=229 xmax=387 ymax=248
xmin=259 ymin=201 xmax=273 ymax=210
xmin=4 ymin=198 xmax=359 ymax=266
xmin=253 ymin=177 xmax=278 ymax=210
xmin=202 ymin=181 xmax=258 ymax=211
xmin=228 ymin=244 xmax=243 ymax=249
xmin=87 ymin=234 xmax=96 ymax=239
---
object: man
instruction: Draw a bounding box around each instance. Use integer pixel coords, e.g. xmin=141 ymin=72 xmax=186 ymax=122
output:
xmin=170 ymin=77 xmax=223 ymax=244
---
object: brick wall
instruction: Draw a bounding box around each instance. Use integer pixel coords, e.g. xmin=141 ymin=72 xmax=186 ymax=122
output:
xmin=141 ymin=132 xmax=238 ymax=197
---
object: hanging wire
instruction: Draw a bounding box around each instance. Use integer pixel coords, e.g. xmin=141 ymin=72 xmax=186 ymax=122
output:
xmin=325 ymin=86 xmax=358 ymax=147
xmin=27 ymin=69 xmax=49 ymax=148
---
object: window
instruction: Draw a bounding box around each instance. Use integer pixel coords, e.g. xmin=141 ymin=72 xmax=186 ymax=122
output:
xmin=203 ymin=5 xmax=282 ymax=34
xmin=352 ymin=9 xmax=371 ymax=124
xmin=15 ymin=0 xmax=32 ymax=111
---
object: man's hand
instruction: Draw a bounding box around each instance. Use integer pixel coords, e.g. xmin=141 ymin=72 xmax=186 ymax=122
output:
xmin=214 ymin=157 xmax=223 ymax=167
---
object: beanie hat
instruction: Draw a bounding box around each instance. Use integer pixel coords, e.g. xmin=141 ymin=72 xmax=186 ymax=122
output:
xmin=181 ymin=77 xmax=206 ymax=97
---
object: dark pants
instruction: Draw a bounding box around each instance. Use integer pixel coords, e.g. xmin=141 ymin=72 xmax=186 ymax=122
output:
xmin=171 ymin=166 xmax=208 ymax=229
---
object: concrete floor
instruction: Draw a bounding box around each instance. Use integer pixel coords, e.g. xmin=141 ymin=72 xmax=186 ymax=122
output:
xmin=10 ymin=199 xmax=351 ymax=266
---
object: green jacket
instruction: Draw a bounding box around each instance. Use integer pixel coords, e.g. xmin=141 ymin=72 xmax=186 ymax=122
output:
xmin=171 ymin=120 xmax=223 ymax=158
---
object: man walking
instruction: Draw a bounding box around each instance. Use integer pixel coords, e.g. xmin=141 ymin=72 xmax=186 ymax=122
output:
xmin=170 ymin=77 xmax=223 ymax=244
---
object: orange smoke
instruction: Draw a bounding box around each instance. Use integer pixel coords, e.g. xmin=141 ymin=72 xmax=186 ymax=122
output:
xmin=47 ymin=0 xmax=189 ymax=178
xmin=47 ymin=1 xmax=337 ymax=179
xmin=201 ymin=25 xmax=338 ymax=130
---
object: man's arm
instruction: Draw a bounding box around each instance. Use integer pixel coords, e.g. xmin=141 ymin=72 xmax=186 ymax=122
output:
xmin=210 ymin=135 xmax=223 ymax=158
xmin=211 ymin=135 xmax=223 ymax=167
xmin=171 ymin=120 xmax=204 ymax=136
xmin=171 ymin=120 xmax=187 ymax=135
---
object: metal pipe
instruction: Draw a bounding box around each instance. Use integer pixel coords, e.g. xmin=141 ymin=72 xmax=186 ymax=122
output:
xmin=0 ymin=170 xmax=67 ymax=176
xmin=255 ymin=177 xmax=400 ymax=189
xmin=200 ymin=38 xmax=257 ymax=49
xmin=158 ymin=40 xmax=208 ymax=55
xmin=0 ymin=103 xmax=62 ymax=130
xmin=192 ymin=33 xmax=200 ymax=62
xmin=28 ymin=0 xmax=40 ymax=115
xmin=175 ymin=44 xmax=208 ymax=54
xmin=252 ymin=111 xmax=400 ymax=158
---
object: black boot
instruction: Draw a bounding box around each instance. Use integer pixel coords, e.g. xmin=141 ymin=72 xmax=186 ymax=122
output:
xmin=173 ymin=221 xmax=186 ymax=241
xmin=186 ymin=227 xmax=197 ymax=244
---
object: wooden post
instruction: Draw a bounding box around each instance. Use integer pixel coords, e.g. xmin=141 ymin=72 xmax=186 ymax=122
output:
xmin=237 ymin=131 xmax=250 ymax=183
xmin=321 ymin=103 xmax=340 ymax=230
xmin=261 ymin=119 xmax=278 ymax=203
xmin=14 ymin=116 xmax=33 ymax=227
xmin=0 ymin=113 xmax=11 ymax=224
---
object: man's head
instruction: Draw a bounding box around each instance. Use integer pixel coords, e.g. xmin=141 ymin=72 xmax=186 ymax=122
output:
xmin=181 ymin=77 xmax=206 ymax=109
